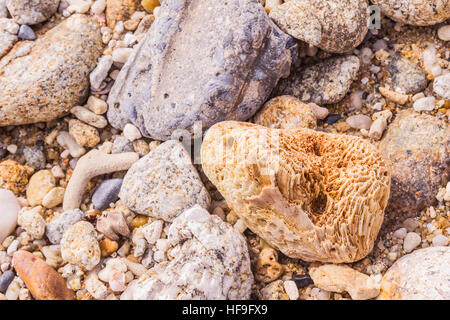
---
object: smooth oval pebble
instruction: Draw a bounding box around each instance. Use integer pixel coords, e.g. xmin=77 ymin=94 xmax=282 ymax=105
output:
xmin=0 ymin=189 xmax=20 ymax=243
xmin=13 ymin=250 xmax=75 ymax=300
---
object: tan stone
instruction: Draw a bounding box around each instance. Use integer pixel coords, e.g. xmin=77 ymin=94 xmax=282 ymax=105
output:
xmin=106 ymin=0 xmax=140 ymax=28
xmin=26 ymin=170 xmax=56 ymax=207
xmin=68 ymin=119 xmax=100 ymax=148
xmin=255 ymin=247 xmax=284 ymax=283
xmin=13 ymin=250 xmax=75 ymax=300
xmin=0 ymin=160 xmax=34 ymax=195
xmin=379 ymin=87 xmax=409 ymax=105
xmin=201 ymin=121 xmax=391 ymax=263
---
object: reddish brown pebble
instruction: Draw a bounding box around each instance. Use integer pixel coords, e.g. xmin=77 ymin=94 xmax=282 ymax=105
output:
xmin=12 ymin=250 xmax=75 ymax=300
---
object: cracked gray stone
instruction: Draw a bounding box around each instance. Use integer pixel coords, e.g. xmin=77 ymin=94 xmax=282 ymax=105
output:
xmin=6 ymin=0 xmax=60 ymax=25
xmin=107 ymin=0 xmax=297 ymax=141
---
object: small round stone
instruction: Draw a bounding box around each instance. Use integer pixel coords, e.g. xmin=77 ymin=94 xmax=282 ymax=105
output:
xmin=346 ymin=115 xmax=372 ymax=130
xmin=123 ymin=123 xmax=142 ymax=141
xmin=438 ymin=25 xmax=450 ymax=41
xmin=432 ymin=234 xmax=449 ymax=247
xmin=18 ymin=24 xmax=36 ymax=40
xmin=403 ymin=232 xmax=421 ymax=253
xmin=26 ymin=170 xmax=56 ymax=207
xmin=42 ymin=187 xmax=65 ymax=209
xmin=17 ymin=206 xmax=46 ymax=239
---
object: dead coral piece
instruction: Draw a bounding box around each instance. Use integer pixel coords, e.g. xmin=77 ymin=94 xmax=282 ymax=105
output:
xmin=96 ymin=210 xmax=130 ymax=241
xmin=201 ymin=121 xmax=391 ymax=263
xmin=255 ymin=247 xmax=284 ymax=283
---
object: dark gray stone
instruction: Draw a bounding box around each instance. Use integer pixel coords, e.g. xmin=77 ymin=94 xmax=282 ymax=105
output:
xmin=92 ymin=178 xmax=123 ymax=211
xmin=0 ymin=270 xmax=14 ymax=293
xmin=387 ymin=54 xmax=427 ymax=95
xmin=23 ymin=146 xmax=45 ymax=169
xmin=18 ymin=24 xmax=36 ymax=40
xmin=45 ymin=209 xmax=85 ymax=244
xmin=107 ymin=0 xmax=297 ymax=141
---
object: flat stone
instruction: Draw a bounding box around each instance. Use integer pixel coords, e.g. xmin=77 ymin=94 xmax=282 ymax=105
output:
xmin=13 ymin=250 xmax=75 ymax=300
xmin=92 ymin=178 xmax=123 ymax=211
xmin=45 ymin=209 xmax=85 ymax=244
xmin=378 ymin=110 xmax=449 ymax=226
xmin=386 ymin=54 xmax=427 ymax=95
xmin=124 ymin=205 xmax=253 ymax=300
xmin=0 ymin=14 xmax=103 ymax=126
xmin=372 ymin=0 xmax=450 ymax=26
xmin=120 ymin=140 xmax=210 ymax=222
xmin=6 ymin=0 xmax=60 ymax=25
xmin=107 ymin=0 xmax=296 ymax=141
xmin=378 ymin=247 xmax=450 ymax=299
xmin=0 ymin=189 xmax=20 ymax=243
xmin=269 ymin=0 xmax=369 ymax=53
xmin=273 ymin=55 xmax=360 ymax=105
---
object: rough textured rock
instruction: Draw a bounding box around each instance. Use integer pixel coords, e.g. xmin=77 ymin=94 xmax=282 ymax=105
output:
xmin=61 ymin=221 xmax=101 ymax=271
xmin=105 ymin=0 xmax=140 ymax=29
xmin=433 ymin=73 xmax=450 ymax=100
xmin=120 ymin=140 xmax=210 ymax=222
xmin=6 ymin=0 xmax=60 ymax=25
xmin=0 ymin=14 xmax=103 ymax=126
xmin=372 ymin=0 xmax=450 ymax=26
xmin=378 ymin=247 xmax=450 ymax=300
xmin=17 ymin=206 xmax=46 ymax=240
xmin=269 ymin=0 xmax=369 ymax=53
xmin=309 ymin=264 xmax=380 ymax=300
xmin=107 ymin=0 xmax=297 ymax=141
xmin=0 ymin=189 xmax=20 ymax=243
xmin=379 ymin=110 xmax=449 ymax=225
xmin=201 ymin=121 xmax=390 ymax=263
xmin=253 ymin=96 xmax=317 ymax=130
xmin=273 ymin=55 xmax=360 ymax=105
xmin=0 ymin=30 xmax=17 ymax=59
xmin=386 ymin=54 xmax=427 ymax=95
xmin=13 ymin=250 xmax=74 ymax=300
xmin=45 ymin=209 xmax=85 ymax=245
xmin=0 ymin=160 xmax=34 ymax=195
xmin=125 ymin=205 xmax=253 ymax=300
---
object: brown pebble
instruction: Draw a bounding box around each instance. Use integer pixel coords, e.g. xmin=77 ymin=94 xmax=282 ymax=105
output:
xmin=13 ymin=250 xmax=75 ymax=300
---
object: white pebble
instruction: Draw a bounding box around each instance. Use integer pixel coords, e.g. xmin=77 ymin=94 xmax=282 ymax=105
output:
xmin=67 ymin=0 xmax=92 ymax=14
xmin=346 ymin=114 xmax=372 ymax=130
xmin=6 ymin=144 xmax=17 ymax=154
xmin=432 ymin=235 xmax=449 ymax=247
xmin=444 ymin=181 xmax=450 ymax=202
xmin=437 ymin=25 xmax=450 ymax=41
xmin=283 ymin=280 xmax=299 ymax=300
xmin=90 ymin=55 xmax=113 ymax=90
xmin=90 ymin=0 xmax=106 ymax=14
xmin=413 ymin=97 xmax=435 ymax=112
xmin=123 ymin=124 xmax=142 ymax=141
xmin=112 ymin=48 xmax=133 ymax=64
xmin=403 ymin=232 xmax=421 ymax=253
xmin=86 ymin=96 xmax=108 ymax=115
xmin=393 ymin=228 xmax=407 ymax=240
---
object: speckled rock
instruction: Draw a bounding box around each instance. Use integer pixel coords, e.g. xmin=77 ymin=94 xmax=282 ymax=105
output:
xmin=112 ymin=136 xmax=133 ymax=154
xmin=254 ymin=96 xmax=317 ymax=129
xmin=386 ymin=54 xmax=427 ymax=95
xmin=23 ymin=146 xmax=46 ymax=170
xmin=371 ymin=0 xmax=450 ymax=26
xmin=92 ymin=178 xmax=123 ymax=211
xmin=0 ymin=160 xmax=34 ymax=195
xmin=379 ymin=110 xmax=449 ymax=225
xmin=0 ymin=30 xmax=17 ymax=58
xmin=125 ymin=205 xmax=253 ymax=300
xmin=68 ymin=119 xmax=100 ymax=148
xmin=6 ymin=0 xmax=60 ymax=25
xmin=105 ymin=0 xmax=140 ymax=28
xmin=0 ymin=189 xmax=20 ymax=243
xmin=0 ymin=14 xmax=103 ymax=126
xmin=201 ymin=121 xmax=390 ymax=263
xmin=378 ymin=247 xmax=450 ymax=300
xmin=269 ymin=0 xmax=369 ymax=53
xmin=120 ymin=140 xmax=210 ymax=222
xmin=17 ymin=206 xmax=46 ymax=239
xmin=26 ymin=170 xmax=56 ymax=207
xmin=273 ymin=55 xmax=360 ymax=105
xmin=61 ymin=221 xmax=101 ymax=271
xmin=260 ymin=280 xmax=289 ymax=300
xmin=45 ymin=209 xmax=85 ymax=244
xmin=13 ymin=250 xmax=75 ymax=300
xmin=107 ymin=0 xmax=297 ymax=141
xmin=433 ymin=73 xmax=450 ymax=100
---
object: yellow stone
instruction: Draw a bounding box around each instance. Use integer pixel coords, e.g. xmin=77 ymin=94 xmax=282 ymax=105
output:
xmin=141 ymin=0 xmax=160 ymax=12
xmin=131 ymin=215 xmax=149 ymax=228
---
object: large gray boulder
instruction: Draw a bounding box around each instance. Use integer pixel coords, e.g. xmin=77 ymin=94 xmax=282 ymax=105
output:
xmin=107 ymin=0 xmax=297 ymax=141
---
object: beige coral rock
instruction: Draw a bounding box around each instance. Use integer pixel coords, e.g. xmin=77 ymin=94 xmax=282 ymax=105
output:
xmin=253 ymin=96 xmax=317 ymax=130
xmin=201 ymin=121 xmax=391 ymax=263
xmin=255 ymin=247 xmax=284 ymax=283
xmin=309 ymin=264 xmax=380 ymax=300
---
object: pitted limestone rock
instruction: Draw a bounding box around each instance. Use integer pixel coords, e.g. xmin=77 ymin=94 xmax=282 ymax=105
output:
xmin=107 ymin=0 xmax=297 ymax=140
xmin=201 ymin=121 xmax=390 ymax=263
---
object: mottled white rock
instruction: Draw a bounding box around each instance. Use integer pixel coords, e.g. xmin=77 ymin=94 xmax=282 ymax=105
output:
xmin=142 ymin=220 xmax=163 ymax=245
xmin=123 ymin=124 xmax=141 ymax=142
xmin=125 ymin=205 xmax=253 ymax=300
xmin=433 ymin=73 xmax=450 ymax=100
xmin=67 ymin=0 xmax=92 ymax=14
xmin=0 ymin=189 xmax=20 ymax=243
xmin=86 ymin=96 xmax=107 ymax=115
xmin=403 ymin=232 xmax=421 ymax=253
xmin=70 ymin=106 xmax=108 ymax=129
xmin=413 ymin=97 xmax=436 ymax=112
xmin=283 ymin=280 xmax=299 ymax=300
xmin=0 ymin=0 xmax=7 ymax=18
xmin=0 ymin=18 xmax=19 ymax=34
xmin=120 ymin=140 xmax=210 ymax=222
xmin=393 ymin=228 xmax=407 ymax=240
xmin=45 ymin=209 xmax=85 ymax=244
xmin=112 ymin=47 xmax=133 ymax=64
xmin=17 ymin=206 xmax=46 ymax=240
xmin=90 ymin=0 xmax=106 ymax=14
xmin=432 ymin=234 xmax=449 ymax=247
xmin=378 ymin=247 xmax=450 ymax=299
xmin=89 ymin=55 xmax=113 ymax=90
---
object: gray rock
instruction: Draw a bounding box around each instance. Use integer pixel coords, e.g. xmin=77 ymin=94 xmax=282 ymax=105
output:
xmin=45 ymin=209 xmax=85 ymax=244
xmin=273 ymin=55 xmax=360 ymax=105
xmin=0 ymin=270 xmax=14 ymax=293
xmin=6 ymin=0 xmax=60 ymax=25
xmin=112 ymin=136 xmax=133 ymax=154
xmin=92 ymin=178 xmax=123 ymax=211
xmin=18 ymin=24 xmax=36 ymax=40
xmin=23 ymin=146 xmax=45 ymax=170
xmin=269 ymin=0 xmax=369 ymax=53
xmin=120 ymin=140 xmax=210 ymax=222
xmin=107 ymin=0 xmax=297 ymax=141
xmin=379 ymin=247 xmax=450 ymax=300
xmin=124 ymin=205 xmax=253 ymax=300
xmin=0 ymin=14 xmax=103 ymax=127
xmin=0 ymin=30 xmax=17 ymax=59
xmin=433 ymin=73 xmax=450 ymax=100
xmin=379 ymin=110 xmax=449 ymax=227
xmin=386 ymin=54 xmax=426 ymax=95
